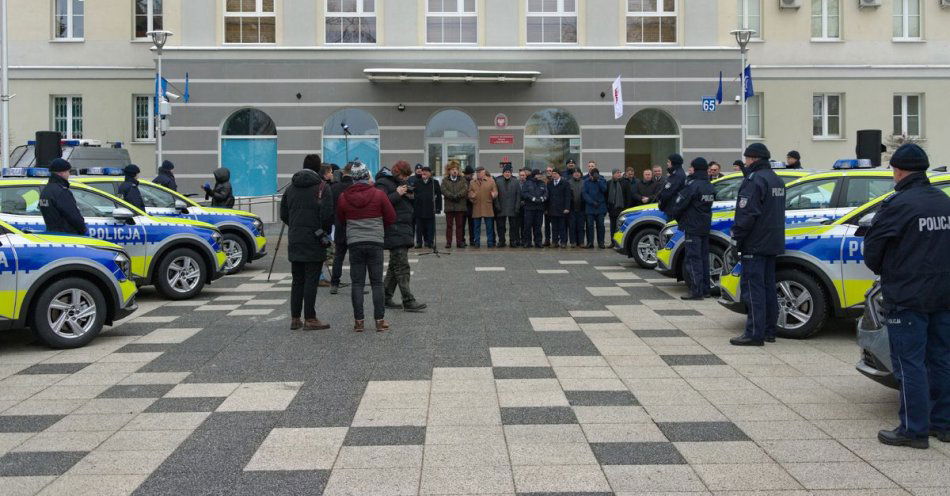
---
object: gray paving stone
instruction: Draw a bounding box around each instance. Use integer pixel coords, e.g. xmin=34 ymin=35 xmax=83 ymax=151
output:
xmin=492 ymin=367 xmax=557 ymax=379
xmin=0 ymin=415 xmax=65 ymax=433
xmin=144 ymin=397 xmax=226 ymax=413
xmin=97 ymin=384 xmax=176 ymax=399
xmin=657 ymin=421 xmax=751 ymax=442
xmin=633 ymin=329 xmax=688 ymax=338
xmin=343 ymin=426 xmax=426 ymax=446
xmin=16 ymin=363 xmax=90 ymax=375
xmin=501 ymin=407 xmax=579 ymax=425
xmin=654 ymin=309 xmax=703 ymax=316
xmin=590 ymin=442 xmax=686 ymax=465
xmin=115 ymin=343 xmax=174 ymax=354
xmin=228 ymin=470 xmax=330 ymax=496
xmin=0 ymin=451 xmax=87 ymax=476
xmin=660 ymin=354 xmax=727 ymax=366
xmin=565 ymin=390 xmax=639 ymax=406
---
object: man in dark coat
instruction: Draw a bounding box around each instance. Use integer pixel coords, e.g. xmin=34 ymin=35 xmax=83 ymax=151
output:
xmin=376 ymin=161 xmax=426 ymax=312
xmin=582 ymin=168 xmax=608 ymax=249
xmin=863 ymin=144 xmax=950 ymax=449
xmin=657 ymin=154 xmax=686 ymax=216
xmin=412 ymin=166 xmax=442 ymax=249
xmin=520 ymin=169 xmax=548 ymax=248
xmin=153 ymin=160 xmax=177 ymax=191
xmin=203 ymin=168 xmax=234 ymax=208
xmin=568 ymin=168 xmax=586 ymax=248
xmin=39 ymin=158 xmax=86 ymax=235
xmin=441 ymin=161 xmax=468 ymax=249
xmin=606 ymin=169 xmax=633 ymax=247
xmin=635 ymin=168 xmax=657 ymax=205
xmin=729 ymin=143 xmax=786 ymax=347
xmin=668 ymin=157 xmax=716 ymax=300
xmin=329 ymin=164 xmax=356 ymax=294
xmin=117 ymin=164 xmax=146 ymax=210
xmin=546 ymin=169 xmax=571 ymax=248
xmin=280 ymin=166 xmax=334 ymax=331
xmin=494 ymin=163 xmax=521 ymax=248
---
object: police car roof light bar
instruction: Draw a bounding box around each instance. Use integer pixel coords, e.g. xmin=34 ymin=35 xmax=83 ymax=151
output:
xmin=1 ymin=167 xmax=51 ymax=177
xmin=833 ymin=159 xmax=875 ymax=170
xmin=78 ymin=167 xmax=124 ymax=176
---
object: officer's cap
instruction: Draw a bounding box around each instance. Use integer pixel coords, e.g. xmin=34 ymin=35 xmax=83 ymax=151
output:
xmin=667 ymin=154 xmax=684 ymax=166
xmin=690 ymin=157 xmax=709 ymax=171
xmin=160 ymin=160 xmax=174 ymax=171
xmin=743 ymin=143 xmax=771 ymax=160
xmin=890 ymin=143 xmax=929 ymax=171
xmin=786 ymin=150 xmax=801 ymax=160
xmin=124 ymin=164 xmax=141 ymax=176
xmin=49 ymin=158 xmax=72 ymax=172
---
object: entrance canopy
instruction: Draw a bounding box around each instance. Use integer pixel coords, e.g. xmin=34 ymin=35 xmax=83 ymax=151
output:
xmin=364 ymin=68 xmax=540 ymax=83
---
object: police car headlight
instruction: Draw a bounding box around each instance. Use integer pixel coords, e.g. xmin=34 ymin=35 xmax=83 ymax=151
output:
xmin=660 ymin=226 xmax=676 ymax=246
xmin=211 ymin=232 xmax=223 ymax=247
xmin=114 ymin=253 xmax=132 ymax=279
xmin=252 ymin=219 xmax=264 ymax=234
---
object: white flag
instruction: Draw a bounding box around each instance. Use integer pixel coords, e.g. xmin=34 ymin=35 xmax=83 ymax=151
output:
xmin=612 ymin=75 xmax=624 ymax=120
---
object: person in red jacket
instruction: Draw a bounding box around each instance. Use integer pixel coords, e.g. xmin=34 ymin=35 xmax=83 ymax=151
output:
xmin=336 ymin=163 xmax=397 ymax=332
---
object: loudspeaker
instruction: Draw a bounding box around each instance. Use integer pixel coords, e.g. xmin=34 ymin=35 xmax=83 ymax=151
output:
xmin=34 ymin=131 xmax=62 ymax=166
xmin=856 ymin=129 xmax=883 ymax=167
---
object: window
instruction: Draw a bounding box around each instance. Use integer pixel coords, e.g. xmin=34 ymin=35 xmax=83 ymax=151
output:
xmin=71 ymin=189 xmax=121 ymax=218
xmin=626 ymin=0 xmax=676 ymax=44
xmin=746 ymin=94 xmax=763 ymax=139
xmin=893 ymin=0 xmax=921 ymax=40
xmin=527 ymin=0 xmax=577 ymax=44
xmin=786 ymin=179 xmax=838 ymax=210
xmin=811 ymin=0 xmax=840 ymax=40
xmin=893 ymin=94 xmax=921 ymax=137
xmin=524 ymin=108 xmax=581 ymax=171
xmin=426 ymin=0 xmax=477 ymax=44
xmin=225 ymin=0 xmax=276 ymax=44
xmin=714 ymin=178 xmax=743 ymax=201
xmin=737 ymin=0 xmax=761 ymax=39
xmin=0 ymin=187 xmax=42 ymax=216
xmin=133 ymin=95 xmax=156 ymax=142
xmin=54 ymin=0 xmax=84 ymax=40
xmin=326 ymin=0 xmax=376 ymax=44
xmin=812 ymin=94 xmax=841 ymax=138
xmin=844 ymin=178 xmax=893 ymax=208
xmin=322 ymin=109 xmax=381 ymax=175
xmin=134 ymin=0 xmax=163 ymax=39
xmin=140 ymin=184 xmax=178 ymax=208
xmin=53 ymin=96 xmax=83 ymax=139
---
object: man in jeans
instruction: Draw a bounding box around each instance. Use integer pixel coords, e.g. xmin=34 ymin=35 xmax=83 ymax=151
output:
xmin=336 ymin=164 xmax=396 ymax=332
xmin=376 ymin=161 xmax=427 ymax=312
xmin=441 ymin=161 xmax=468 ymax=248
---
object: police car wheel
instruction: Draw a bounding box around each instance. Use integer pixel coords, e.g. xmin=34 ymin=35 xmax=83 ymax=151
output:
xmin=156 ymin=248 xmax=206 ymax=300
xmin=221 ymin=233 xmax=248 ymax=275
xmin=31 ymin=278 xmax=106 ymax=349
xmin=631 ymin=228 xmax=660 ymax=269
xmin=774 ymin=270 xmax=827 ymax=339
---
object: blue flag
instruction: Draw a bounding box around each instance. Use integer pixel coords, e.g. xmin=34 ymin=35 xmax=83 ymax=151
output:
xmin=184 ymin=73 xmax=190 ymax=103
xmin=154 ymin=73 xmax=160 ymax=115
xmin=744 ymin=65 xmax=754 ymax=100
xmin=716 ymin=71 xmax=723 ymax=104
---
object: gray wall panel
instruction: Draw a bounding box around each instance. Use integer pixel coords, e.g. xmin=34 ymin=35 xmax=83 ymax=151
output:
xmin=485 ymin=0 xmax=520 ymax=47
xmin=383 ymin=0 xmax=419 ymax=46
xmin=181 ymin=0 xmax=216 ymax=47
xmin=586 ymin=0 xmax=620 ymax=47
xmin=684 ymin=1 xmax=719 ymax=47
xmin=283 ymin=1 xmax=318 ymax=46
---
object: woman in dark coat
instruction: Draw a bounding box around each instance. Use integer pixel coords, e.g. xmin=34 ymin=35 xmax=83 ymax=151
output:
xmin=280 ymin=168 xmax=335 ymax=330
xmin=153 ymin=160 xmax=178 ymax=191
xmin=118 ymin=164 xmax=146 ymax=210
xmin=203 ymin=168 xmax=235 ymax=208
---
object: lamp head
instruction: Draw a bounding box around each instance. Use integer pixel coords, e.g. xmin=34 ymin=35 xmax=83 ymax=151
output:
xmin=147 ymin=30 xmax=173 ymax=50
xmin=729 ymin=29 xmax=756 ymax=49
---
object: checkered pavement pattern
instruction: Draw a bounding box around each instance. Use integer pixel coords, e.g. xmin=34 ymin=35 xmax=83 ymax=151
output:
xmin=1 ymin=241 xmax=949 ymax=495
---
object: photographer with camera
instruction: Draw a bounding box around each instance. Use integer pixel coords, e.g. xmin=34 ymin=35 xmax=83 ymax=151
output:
xmin=280 ymin=155 xmax=335 ymax=331
xmin=376 ymin=161 xmax=427 ymax=312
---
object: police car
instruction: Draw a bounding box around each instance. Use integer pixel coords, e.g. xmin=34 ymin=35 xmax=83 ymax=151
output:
xmin=718 ymin=174 xmax=950 ymax=339
xmin=655 ymin=165 xmax=897 ymax=287
xmin=74 ymin=169 xmax=267 ymax=274
xmin=613 ymin=169 xmax=811 ymax=269
xmin=0 ymin=171 xmax=227 ymax=300
xmin=0 ymin=218 xmax=138 ymax=348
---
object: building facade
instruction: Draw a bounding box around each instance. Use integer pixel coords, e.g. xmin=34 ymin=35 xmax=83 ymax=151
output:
xmin=3 ymin=1 xmax=948 ymax=196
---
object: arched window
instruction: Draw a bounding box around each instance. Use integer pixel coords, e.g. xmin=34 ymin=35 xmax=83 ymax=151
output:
xmin=524 ymin=108 xmax=580 ymax=170
xmin=220 ymin=108 xmax=278 ymax=196
xmin=322 ymin=109 xmax=380 ymax=175
xmin=624 ymin=108 xmax=680 ymax=174
xmin=425 ymin=109 xmax=478 ymax=176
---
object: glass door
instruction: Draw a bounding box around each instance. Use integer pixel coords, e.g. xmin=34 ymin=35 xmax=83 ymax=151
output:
xmin=425 ymin=139 xmax=477 ymax=178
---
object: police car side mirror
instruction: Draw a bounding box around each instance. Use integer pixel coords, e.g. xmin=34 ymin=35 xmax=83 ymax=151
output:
xmin=174 ymin=199 xmax=189 ymax=213
xmin=112 ymin=207 xmax=135 ymax=222
xmin=855 ymin=212 xmax=875 ymax=237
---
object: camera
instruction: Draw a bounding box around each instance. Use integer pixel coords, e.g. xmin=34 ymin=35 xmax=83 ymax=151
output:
xmin=314 ymin=229 xmax=332 ymax=248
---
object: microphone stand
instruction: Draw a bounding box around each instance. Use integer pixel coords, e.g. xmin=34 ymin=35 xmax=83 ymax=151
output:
xmin=266 ymin=180 xmax=293 ymax=282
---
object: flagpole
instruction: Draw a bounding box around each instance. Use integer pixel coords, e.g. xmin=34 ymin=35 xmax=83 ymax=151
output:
xmin=156 ymin=52 xmax=163 ymax=173
xmin=731 ymin=29 xmax=755 ymax=156
xmin=1 ymin=0 xmax=10 ymax=169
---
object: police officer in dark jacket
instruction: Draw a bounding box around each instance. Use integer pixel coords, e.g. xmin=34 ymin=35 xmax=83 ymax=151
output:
xmin=546 ymin=169 xmax=572 ymax=248
xmin=729 ymin=143 xmax=786 ymax=346
xmin=329 ymin=165 xmax=356 ymax=294
xmin=153 ymin=160 xmax=177 ymax=191
xmin=39 ymin=158 xmax=86 ymax=236
xmin=521 ymin=169 xmax=548 ymax=248
xmin=118 ymin=164 xmax=146 ymax=210
xmin=668 ymin=158 xmax=716 ymax=300
xmin=863 ymin=144 xmax=950 ymax=449
xmin=785 ymin=150 xmax=803 ymax=169
xmin=657 ymin=154 xmax=686 ymax=216
xmin=376 ymin=162 xmax=426 ymax=312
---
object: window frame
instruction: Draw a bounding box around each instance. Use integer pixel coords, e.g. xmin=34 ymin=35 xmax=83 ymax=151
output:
xmin=133 ymin=95 xmax=156 ymax=143
xmin=737 ymin=0 xmax=762 ymax=40
xmin=625 ymin=0 xmax=678 ymax=45
xmin=892 ymin=93 xmax=922 ymax=138
xmin=53 ymin=0 xmax=84 ymax=41
xmin=133 ymin=0 xmax=164 ymax=40
xmin=810 ymin=0 xmax=840 ymax=41
xmin=425 ymin=0 xmax=478 ymax=45
xmin=892 ymin=0 xmax=922 ymax=41
xmin=746 ymin=93 xmax=763 ymax=139
xmin=52 ymin=95 xmax=83 ymax=140
xmin=526 ymin=0 xmax=578 ymax=45
xmin=223 ymin=0 xmax=277 ymax=45
xmin=812 ymin=93 xmax=842 ymax=139
xmin=325 ymin=0 xmax=377 ymax=45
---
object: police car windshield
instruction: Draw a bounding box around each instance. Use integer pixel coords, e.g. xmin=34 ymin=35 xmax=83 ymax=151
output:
xmin=786 ymin=179 xmax=836 ymax=211
xmin=713 ymin=177 xmax=742 ymax=201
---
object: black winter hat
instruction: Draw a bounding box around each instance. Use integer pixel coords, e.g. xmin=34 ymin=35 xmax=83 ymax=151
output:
xmin=160 ymin=160 xmax=174 ymax=171
xmin=667 ymin=154 xmax=684 ymax=166
xmin=463 ymin=166 xmax=475 ymax=175
xmin=123 ymin=164 xmax=141 ymax=176
xmin=303 ymin=154 xmax=322 ymax=172
xmin=743 ymin=143 xmax=771 ymax=160
xmin=690 ymin=157 xmax=709 ymax=171
xmin=786 ymin=150 xmax=801 ymax=160
xmin=890 ymin=143 xmax=930 ymax=171
xmin=531 ymin=169 xmax=542 ymax=177
xmin=49 ymin=158 xmax=71 ymax=172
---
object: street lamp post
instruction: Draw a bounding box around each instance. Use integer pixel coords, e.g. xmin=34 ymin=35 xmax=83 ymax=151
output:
xmin=147 ymin=30 xmax=173 ymax=172
xmin=1 ymin=0 xmax=11 ymax=169
xmin=730 ymin=29 xmax=755 ymax=154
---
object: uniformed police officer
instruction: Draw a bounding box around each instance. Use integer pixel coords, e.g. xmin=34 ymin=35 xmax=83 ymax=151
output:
xmin=785 ymin=150 xmax=803 ymax=169
xmin=39 ymin=158 xmax=87 ymax=236
xmin=153 ymin=160 xmax=177 ymax=191
xmin=864 ymin=143 xmax=950 ymax=449
xmin=669 ymin=157 xmax=716 ymax=300
xmin=729 ymin=143 xmax=786 ymax=346
xmin=657 ymin=153 xmax=686 ymax=216
xmin=118 ymin=164 xmax=146 ymax=210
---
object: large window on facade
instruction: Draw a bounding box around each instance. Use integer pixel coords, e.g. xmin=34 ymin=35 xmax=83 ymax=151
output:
xmin=322 ymin=109 xmax=381 ymax=175
xmin=53 ymin=96 xmax=83 ymax=139
xmin=624 ymin=108 xmax=679 ymax=174
xmin=893 ymin=94 xmax=921 ymax=137
xmin=225 ymin=0 xmax=276 ymax=44
xmin=426 ymin=0 xmax=477 ymax=44
xmin=893 ymin=0 xmax=921 ymax=40
xmin=221 ymin=108 xmax=278 ymax=196
xmin=811 ymin=0 xmax=840 ymax=40
xmin=812 ymin=93 xmax=842 ymax=138
xmin=747 ymin=94 xmax=763 ymax=139
xmin=54 ymin=0 xmax=84 ymax=40
xmin=133 ymin=95 xmax=156 ymax=142
xmin=737 ymin=0 xmax=761 ymax=39
xmin=527 ymin=0 xmax=577 ymax=44
xmin=326 ymin=0 xmax=376 ymax=44
xmin=524 ymin=109 xmax=580 ymax=171
xmin=626 ymin=0 xmax=676 ymax=44
xmin=134 ymin=0 xmax=163 ymax=39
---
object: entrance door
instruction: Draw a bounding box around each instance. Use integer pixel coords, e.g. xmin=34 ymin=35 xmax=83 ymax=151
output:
xmin=426 ymin=139 xmax=477 ymax=177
